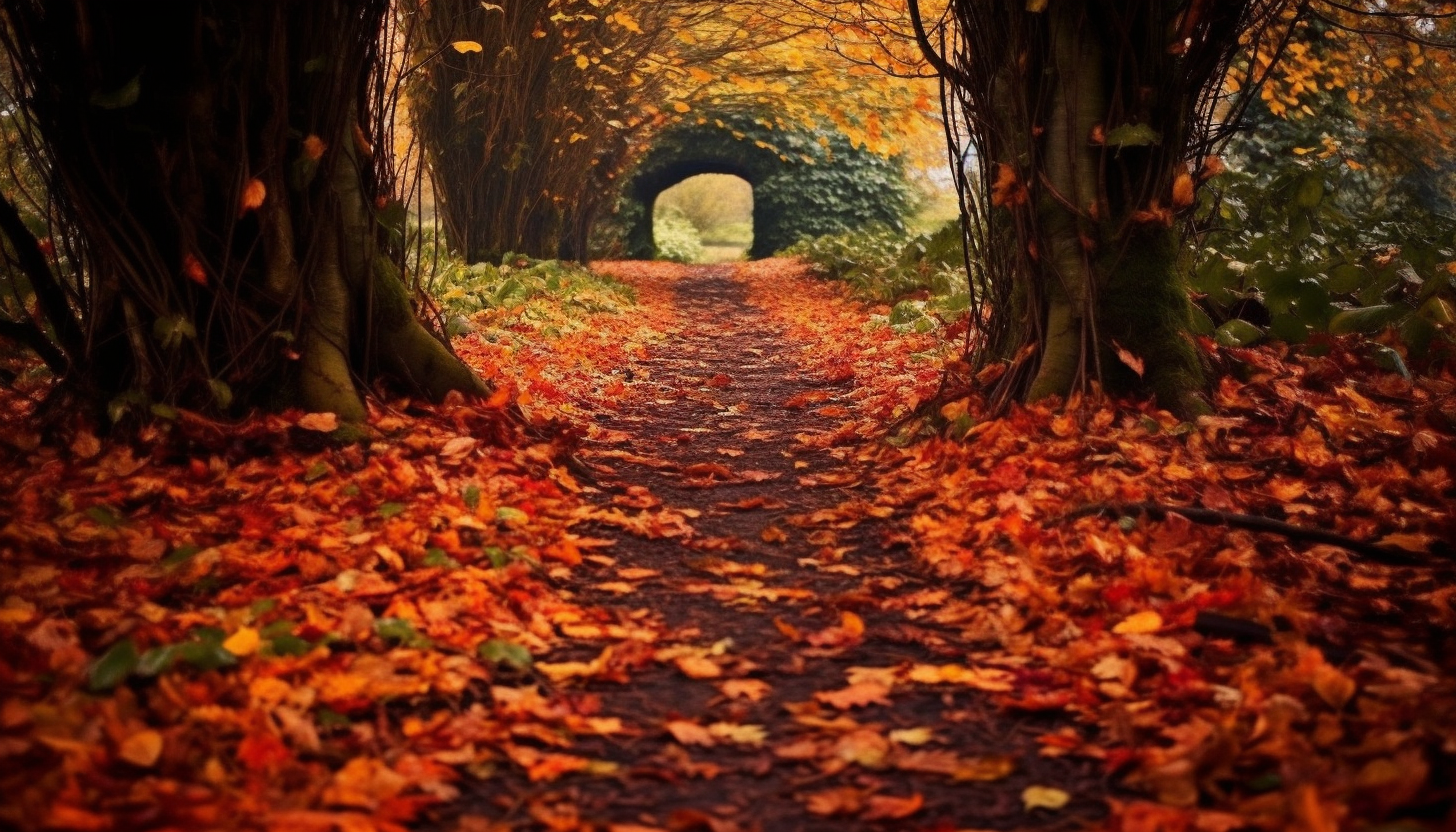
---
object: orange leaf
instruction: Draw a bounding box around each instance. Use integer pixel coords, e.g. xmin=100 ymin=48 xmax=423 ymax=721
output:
xmin=118 ymin=729 xmax=164 ymax=767
xmin=803 ymin=786 xmax=864 ymax=816
xmin=239 ymin=177 xmax=267 ymax=216
xmin=665 ymin=720 xmax=715 ymax=747
xmin=864 ymin=793 xmax=924 ymax=820
xmin=182 ymin=253 xmax=208 ymax=286
xmin=674 ymin=654 xmax=722 ymax=679
xmin=237 ymin=731 xmax=291 ymax=771
xmin=1112 ymin=610 xmax=1163 ymax=635
xmin=814 ymin=681 xmax=891 ymax=709
xmin=1171 ymin=171 xmax=1196 ymax=208
xmin=302 ymin=135 xmax=327 ymax=161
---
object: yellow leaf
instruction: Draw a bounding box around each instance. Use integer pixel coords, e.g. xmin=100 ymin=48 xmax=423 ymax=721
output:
xmin=576 ymin=54 xmax=590 ymax=70
xmin=1112 ymin=610 xmax=1163 ymax=635
xmin=118 ymin=729 xmax=164 ymax=767
xmin=223 ymin=626 xmax=261 ymax=657
xmin=889 ymin=727 xmax=935 ymax=746
xmin=1022 ymin=785 xmax=1070 ymax=811
xmin=708 ymin=722 xmax=766 ymax=746
xmin=672 ymin=101 xmax=691 ymax=113
xmin=451 ymin=40 xmax=483 ymax=54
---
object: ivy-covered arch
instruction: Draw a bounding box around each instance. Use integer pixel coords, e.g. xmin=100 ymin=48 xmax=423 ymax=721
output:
xmin=610 ymin=112 xmax=914 ymax=260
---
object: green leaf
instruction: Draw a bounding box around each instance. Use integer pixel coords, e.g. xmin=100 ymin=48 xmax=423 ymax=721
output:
xmin=152 ymin=315 xmax=196 ymax=349
xmin=1329 ymin=304 xmax=1408 ymax=335
xmin=304 ymin=462 xmax=330 ymax=482
xmin=1370 ymin=345 xmax=1411 ymax=380
xmin=423 ymin=548 xmax=461 ymax=569
xmin=161 ymin=543 xmax=202 ymax=566
xmin=1326 ymin=264 xmax=1369 ymax=295
xmin=379 ymin=502 xmax=406 ymax=519
xmin=375 ymin=617 xmax=430 ymax=647
xmin=462 ymin=485 xmax=482 ymax=510
xmin=90 ymin=74 xmax=141 ymax=109
xmin=1103 ymin=123 xmax=1160 ymax=147
xmin=249 ymin=598 xmax=278 ymax=617
xmin=478 ymin=639 xmax=533 ymax=670
xmin=1215 ymin=319 xmax=1265 ymax=347
xmin=208 ymin=379 xmax=234 ymax=410
xmin=267 ymin=634 xmax=313 ymax=657
xmin=88 ymin=639 xmax=140 ymax=691
xmin=1292 ymin=172 xmax=1325 ymax=210
xmin=176 ymin=640 xmax=238 ymax=671
xmin=136 ymin=645 xmax=179 ymax=677
xmin=495 ymin=506 xmax=529 ymax=524
xmin=86 ymin=505 xmax=124 ymax=528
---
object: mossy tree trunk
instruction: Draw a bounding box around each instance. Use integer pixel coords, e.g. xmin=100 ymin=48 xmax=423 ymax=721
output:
xmin=914 ymin=0 xmax=1283 ymax=414
xmin=0 ymin=0 xmax=486 ymax=420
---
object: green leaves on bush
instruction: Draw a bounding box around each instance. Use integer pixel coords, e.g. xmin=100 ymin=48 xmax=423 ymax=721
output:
xmin=1192 ymin=137 xmax=1455 ymax=364
xmin=652 ymin=205 xmax=704 ymax=263
xmin=784 ymin=220 xmax=971 ymax=330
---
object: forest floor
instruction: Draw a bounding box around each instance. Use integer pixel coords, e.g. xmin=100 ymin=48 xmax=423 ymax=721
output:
xmin=1 ymin=260 xmax=1455 ymax=832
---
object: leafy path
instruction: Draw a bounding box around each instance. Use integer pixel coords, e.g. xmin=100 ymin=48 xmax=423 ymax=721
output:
xmin=2 ymin=258 xmax=1455 ymax=832
xmin=444 ymin=265 xmax=1104 ymax=830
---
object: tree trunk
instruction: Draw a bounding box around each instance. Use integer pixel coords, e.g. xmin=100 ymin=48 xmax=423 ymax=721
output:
xmin=0 ymin=0 xmax=487 ymax=420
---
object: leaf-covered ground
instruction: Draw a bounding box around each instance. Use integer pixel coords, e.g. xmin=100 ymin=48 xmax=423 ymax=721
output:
xmin=1 ymin=259 xmax=1454 ymax=831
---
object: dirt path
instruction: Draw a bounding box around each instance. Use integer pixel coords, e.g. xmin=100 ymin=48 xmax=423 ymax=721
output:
xmin=445 ymin=265 xmax=1107 ymax=830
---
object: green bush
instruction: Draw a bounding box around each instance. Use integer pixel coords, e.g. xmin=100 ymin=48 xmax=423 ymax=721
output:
xmin=652 ymin=205 xmax=705 ymax=264
xmin=411 ymin=232 xmax=635 ymax=331
xmin=784 ymin=220 xmax=971 ymax=332
xmin=1187 ymin=89 xmax=1456 ymax=372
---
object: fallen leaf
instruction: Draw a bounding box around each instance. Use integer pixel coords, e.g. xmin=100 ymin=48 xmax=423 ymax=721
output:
xmin=297 ymin=412 xmax=339 ymax=432
xmin=222 ymin=626 xmax=261 ymax=657
xmin=815 ymin=681 xmax=891 ymax=709
xmin=718 ymin=679 xmax=771 ymax=701
xmin=864 ymin=792 xmax=924 ymax=820
xmin=802 ymin=786 xmax=864 ymax=816
xmin=666 ymin=720 xmax=715 ymax=747
xmin=707 ymin=722 xmax=766 ymax=746
xmin=675 ymin=654 xmax=723 ymax=679
xmin=1023 ymin=785 xmax=1071 ymax=811
xmin=1112 ymin=610 xmax=1164 ymax=635
xmin=117 ymin=729 xmax=164 ymax=767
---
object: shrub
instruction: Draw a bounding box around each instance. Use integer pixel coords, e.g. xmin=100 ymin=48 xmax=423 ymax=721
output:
xmin=652 ymin=205 xmax=704 ymax=264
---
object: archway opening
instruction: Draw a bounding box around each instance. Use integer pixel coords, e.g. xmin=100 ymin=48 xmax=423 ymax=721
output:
xmin=652 ymin=173 xmax=754 ymax=263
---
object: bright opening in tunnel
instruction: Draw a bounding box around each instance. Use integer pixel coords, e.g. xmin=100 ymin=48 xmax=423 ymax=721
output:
xmin=652 ymin=173 xmax=753 ymax=263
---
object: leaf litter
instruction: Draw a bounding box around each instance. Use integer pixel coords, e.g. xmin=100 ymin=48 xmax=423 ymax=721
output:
xmin=0 ymin=258 xmax=1453 ymax=831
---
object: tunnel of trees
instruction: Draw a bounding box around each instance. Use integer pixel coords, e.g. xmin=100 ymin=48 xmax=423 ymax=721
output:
xmin=605 ymin=111 xmax=915 ymax=260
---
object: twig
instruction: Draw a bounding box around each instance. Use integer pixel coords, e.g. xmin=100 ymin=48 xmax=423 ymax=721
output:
xmin=1059 ymin=502 xmax=1440 ymax=567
